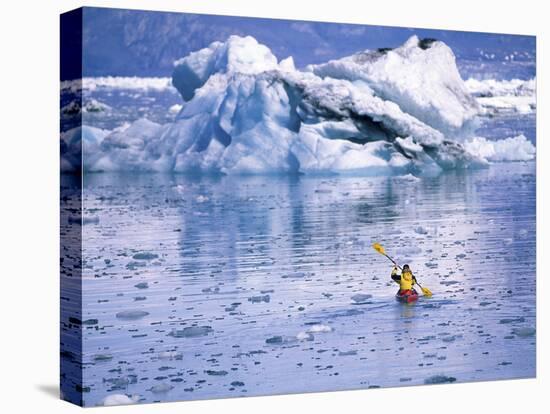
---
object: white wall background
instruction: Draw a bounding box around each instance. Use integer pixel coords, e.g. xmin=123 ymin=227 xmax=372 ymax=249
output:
xmin=0 ymin=0 xmax=546 ymax=412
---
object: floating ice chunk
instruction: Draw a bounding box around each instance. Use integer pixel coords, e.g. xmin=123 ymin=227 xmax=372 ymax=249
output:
xmin=465 ymin=77 xmax=535 ymax=98
xmin=339 ymin=350 xmax=358 ymax=356
xmin=61 ymin=99 xmax=111 ymax=116
xmin=477 ymin=96 xmax=535 ymax=114
xmin=195 ymin=195 xmax=209 ymax=203
xmin=82 ymin=216 xmax=99 ymax=225
xmin=61 ymin=100 xmax=82 ymax=116
xmin=512 ymin=327 xmax=536 ymax=337
xmin=67 ymin=215 xmax=100 ymax=225
xmin=464 ymin=135 xmax=535 ymax=162
xmin=65 ymin=73 xmax=169 ymax=92
xmin=392 ymin=173 xmax=420 ymax=183
xmin=465 ymin=78 xmax=536 ymax=114
xmin=168 ymin=326 xmax=213 ymax=338
xmin=265 ymin=335 xmax=297 ymax=344
xmin=248 ymin=294 xmax=270 ymax=303
xmin=424 ymin=375 xmax=457 ymax=384
xmin=148 ymin=383 xmax=174 ymax=393
xmin=351 ymin=294 xmax=373 ymax=303
xmin=115 ymin=310 xmax=149 ymax=320
xmin=101 ymin=394 xmax=139 ymax=406
xmin=93 ymin=354 xmax=113 ymax=362
xmin=132 ymin=252 xmax=158 ymax=260
xmin=158 ymin=351 xmax=183 ymax=360
xmin=60 ymin=126 xmax=110 ymax=173
xmin=414 ymin=225 xmax=431 ymax=235
xmin=126 ymin=261 xmax=146 ymax=270
xmin=83 ymin=99 xmax=110 ymax=113
xmin=307 ymin=324 xmax=334 ymax=333
xmin=69 ymin=317 xmax=98 ymax=326
xmin=296 ymin=331 xmax=314 ymax=341
xmin=518 ymin=229 xmax=529 ymax=238
xmin=77 ymin=76 xmax=174 ymax=92
xmin=205 ymin=370 xmax=228 ymax=376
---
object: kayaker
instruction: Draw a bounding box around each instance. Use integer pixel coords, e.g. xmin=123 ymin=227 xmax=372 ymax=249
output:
xmin=391 ymin=264 xmax=418 ymax=296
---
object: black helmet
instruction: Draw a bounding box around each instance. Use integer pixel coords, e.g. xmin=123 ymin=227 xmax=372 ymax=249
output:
xmin=403 ymin=264 xmax=410 ymax=270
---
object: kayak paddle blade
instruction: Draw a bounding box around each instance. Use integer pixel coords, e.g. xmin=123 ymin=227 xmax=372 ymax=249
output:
xmin=421 ymin=286 xmax=433 ymax=297
xmin=372 ymin=242 xmax=385 ymax=255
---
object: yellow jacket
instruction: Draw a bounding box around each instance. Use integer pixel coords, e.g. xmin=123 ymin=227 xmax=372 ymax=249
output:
xmin=391 ymin=267 xmax=416 ymax=291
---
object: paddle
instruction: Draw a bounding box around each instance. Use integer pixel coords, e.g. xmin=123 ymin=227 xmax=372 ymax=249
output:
xmin=372 ymin=242 xmax=433 ymax=297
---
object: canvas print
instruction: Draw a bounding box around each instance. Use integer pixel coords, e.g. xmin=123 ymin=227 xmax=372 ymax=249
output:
xmin=60 ymin=7 xmax=536 ymax=407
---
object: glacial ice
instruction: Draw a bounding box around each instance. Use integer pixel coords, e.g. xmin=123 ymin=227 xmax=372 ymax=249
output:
xmin=306 ymin=324 xmax=334 ymax=333
xmin=61 ymin=98 xmax=111 ymax=116
xmin=464 ymin=135 xmax=536 ymax=162
xmin=61 ymin=76 xmax=174 ymax=93
xmin=60 ymin=126 xmax=109 ymax=173
xmin=308 ymin=36 xmax=480 ymax=137
xmin=172 ymin=35 xmax=279 ymax=101
xmin=465 ymin=78 xmax=536 ymax=115
xmin=465 ymin=77 xmax=535 ymax=98
xmin=63 ymin=35 xmax=536 ymax=175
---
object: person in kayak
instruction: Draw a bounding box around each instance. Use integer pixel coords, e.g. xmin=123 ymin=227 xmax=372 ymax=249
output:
xmin=391 ymin=264 xmax=418 ymax=296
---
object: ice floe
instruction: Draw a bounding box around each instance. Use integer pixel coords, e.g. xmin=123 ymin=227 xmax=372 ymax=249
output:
xmin=61 ymin=99 xmax=111 ymax=116
xmin=115 ymin=310 xmax=150 ymax=320
xmin=306 ymin=324 xmax=334 ymax=333
xmin=424 ymin=375 xmax=457 ymax=384
xmin=101 ymin=394 xmax=139 ymax=406
xmin=464 ymin=135 xmax=535 ymax=162
xmin=168 ymin=326 xmax=213 ymax=338
xmin=61 ymin=76 xmax=174 ymax=93
xmin=465 ymin=77 xmax=536 ymax=115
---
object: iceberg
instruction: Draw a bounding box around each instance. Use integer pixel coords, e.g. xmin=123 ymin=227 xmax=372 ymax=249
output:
xmin=62 ymin=35 xmax=535 ymax=175
xmin=60 ymin=126 xmax=109 ymax=173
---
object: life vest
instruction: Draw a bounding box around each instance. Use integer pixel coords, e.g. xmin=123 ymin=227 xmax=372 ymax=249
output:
xmin=400 ymin=270 xmax=415 ymax=291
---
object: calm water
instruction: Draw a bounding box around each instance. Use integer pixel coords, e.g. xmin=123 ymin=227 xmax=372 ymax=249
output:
xmin=61 ymin=162 xmax=535 ymax=406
